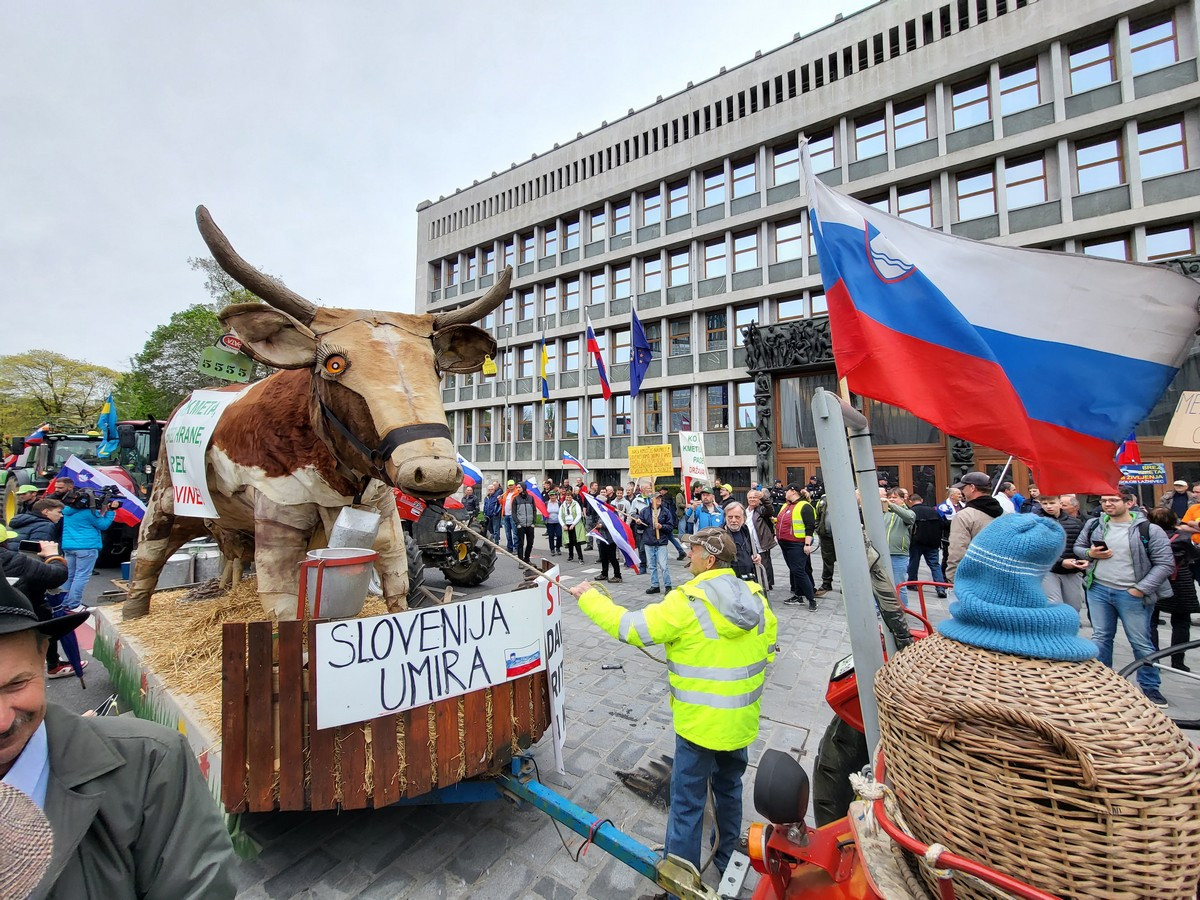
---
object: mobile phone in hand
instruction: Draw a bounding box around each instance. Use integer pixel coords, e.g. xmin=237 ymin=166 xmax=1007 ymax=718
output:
xmin=19 ymin=540 xmax=41 ymax=553
xmin=1091 ymin=540 xmax=1109 ymax=551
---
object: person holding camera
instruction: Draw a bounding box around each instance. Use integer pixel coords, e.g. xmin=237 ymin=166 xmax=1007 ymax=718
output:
xmin=60 ymin=492 xmax=118 ymax=614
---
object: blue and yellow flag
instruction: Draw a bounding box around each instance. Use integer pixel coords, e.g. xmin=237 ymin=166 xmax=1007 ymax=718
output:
xmin=96 ymin=392 xmax=119 ymax=459
xmin=538 ymin=338 xmax=550 ymax=401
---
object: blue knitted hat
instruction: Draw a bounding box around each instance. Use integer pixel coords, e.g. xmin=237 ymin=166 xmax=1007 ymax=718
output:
xmin=938 ymin=514 xmax=1097 ymax=661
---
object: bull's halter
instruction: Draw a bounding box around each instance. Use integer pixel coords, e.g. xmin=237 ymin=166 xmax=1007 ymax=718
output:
xmin=318 ymin=399 xmax=450 ymax=488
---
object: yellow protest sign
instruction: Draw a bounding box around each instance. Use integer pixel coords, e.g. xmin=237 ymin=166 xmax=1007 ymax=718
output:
xmin=627 ymin=444 xmax=675 ymax=479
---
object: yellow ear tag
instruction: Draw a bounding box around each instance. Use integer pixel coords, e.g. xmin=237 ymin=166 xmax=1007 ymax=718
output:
xmin=481 ymin=355 xmax=498 ymax=377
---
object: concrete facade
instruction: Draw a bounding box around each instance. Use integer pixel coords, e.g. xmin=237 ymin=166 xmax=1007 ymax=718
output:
xmin=414 ymin=0 xmax=1200 ymax=492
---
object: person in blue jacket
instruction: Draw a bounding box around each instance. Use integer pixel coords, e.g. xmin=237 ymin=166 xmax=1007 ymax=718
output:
xmin=60 ymin=493 xmax=118 ymax=612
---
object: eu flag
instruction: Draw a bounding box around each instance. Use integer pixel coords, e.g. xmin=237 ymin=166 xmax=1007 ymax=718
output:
xmin=630 ymin=311 xmax=653 ymax=398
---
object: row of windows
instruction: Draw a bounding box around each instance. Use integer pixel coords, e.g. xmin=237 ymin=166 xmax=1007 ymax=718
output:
xmin=426 ymin=0 xmax=1037 ymax=241
xmin=452 ymin=382 xmax=758 ymax=445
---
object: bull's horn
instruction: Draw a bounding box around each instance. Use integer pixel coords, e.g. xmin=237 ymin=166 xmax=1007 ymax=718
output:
xmin=432 ymin=266 xmax=512 ymax=330
xmin=195 ymin=205 xmax=318 ymax=325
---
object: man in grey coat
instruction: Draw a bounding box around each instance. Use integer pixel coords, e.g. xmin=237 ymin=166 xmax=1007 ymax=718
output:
xmin=0 ymin=564 xmax=235 ymax=899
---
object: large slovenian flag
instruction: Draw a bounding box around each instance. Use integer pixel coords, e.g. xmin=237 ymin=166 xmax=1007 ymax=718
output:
xmin=803 ymin=143 xmax=1200 ymax=494
xmin=456 ymin=452 xmax=482 ymax=487
xmin=582 ymin=491 xmax=640 ymax=573
xmin=561 ymin=450 xmax=588 ymax=474
xmin=585 ymin=316 xmax=613 ymax=401
xmin=524 ymin=478 xmax=549 ymax=518
xmin=57 ymin=455 xmax=146 ymax=527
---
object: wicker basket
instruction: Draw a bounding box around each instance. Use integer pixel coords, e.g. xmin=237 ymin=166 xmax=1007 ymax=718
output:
xmin=874 ymin=633 xmax=1200 ymax=900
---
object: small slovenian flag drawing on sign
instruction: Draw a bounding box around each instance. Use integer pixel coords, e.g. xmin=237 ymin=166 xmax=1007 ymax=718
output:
xmin=505 ymin=641 xmax=542 ymax=678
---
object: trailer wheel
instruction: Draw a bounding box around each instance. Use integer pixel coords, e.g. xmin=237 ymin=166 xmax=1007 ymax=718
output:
xmin=812 ymin=712 xmax=869 ymax=827
xmin=439 ymin=540 xmax=497 ymax=587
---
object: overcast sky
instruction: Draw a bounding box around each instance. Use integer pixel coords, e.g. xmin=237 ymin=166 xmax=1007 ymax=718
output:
xmin=2 ymin=1 xmax=874 ymax=372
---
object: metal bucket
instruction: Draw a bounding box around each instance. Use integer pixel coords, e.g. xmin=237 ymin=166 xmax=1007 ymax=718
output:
xmin=193 ymin=549 xmax=223 ymax=582
xmin=299 ymin=547 xmax=379 ymax=620
xmin=158 ymin=553 xmax=194 ymax=589
xmin=328 ymin=506 xmax=381 ymax=550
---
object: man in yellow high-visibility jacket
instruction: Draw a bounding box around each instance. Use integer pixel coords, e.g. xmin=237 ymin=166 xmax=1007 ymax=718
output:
xmin=569 ymin=527 xmax=778 ymax=878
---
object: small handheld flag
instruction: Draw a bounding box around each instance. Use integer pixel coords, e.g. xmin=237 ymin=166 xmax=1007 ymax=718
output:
xmin=456 ymin=452 xmax=483 ymax=487
xmin=582 ymin=491 xmax=640 ymax=573
xmin=1114 ymin=432 xmax=1141 ymax=466
xmin=561 ymin=450 xmax=588 ymax=474
xmin=96 ymin=393 xmax=119 ymax=459
xmin=585 ymin=316 xmax=612 ymax=401
xmin=524 ymin=478 xmax=549 ymax=518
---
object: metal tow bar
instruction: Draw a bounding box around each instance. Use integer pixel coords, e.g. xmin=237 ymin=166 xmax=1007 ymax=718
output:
xmin=497 ymin=757 xmax=720 ymax=900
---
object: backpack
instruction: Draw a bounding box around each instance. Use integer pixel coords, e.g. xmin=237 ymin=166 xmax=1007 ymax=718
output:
xmin=910 ymin=511 xmax=943 ymax=547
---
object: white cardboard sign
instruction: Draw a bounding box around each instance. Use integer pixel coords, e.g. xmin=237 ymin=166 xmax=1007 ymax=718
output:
xmin=536 ymin=566 xmax=567 ymax=775
xmin=314 ymin=586 xmax=547 ymax=730
xmin=679 ymin=430 xmax=711 ymax=497
xmin=163 ymin=389 xmax=245 ymax=517
xmin=1163 ymin=390 xmax=1200 ymax=449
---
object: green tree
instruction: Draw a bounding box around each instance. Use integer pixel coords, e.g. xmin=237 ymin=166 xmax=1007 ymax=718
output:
xmin=115 ymin=305 xmax=226 ymax=419
xmin=0 ymin=351 xmax=121 ymax=436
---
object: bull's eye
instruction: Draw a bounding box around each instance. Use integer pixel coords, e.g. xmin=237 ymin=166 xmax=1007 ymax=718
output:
xmin=321 ymin=353 xmax=349 ymax=376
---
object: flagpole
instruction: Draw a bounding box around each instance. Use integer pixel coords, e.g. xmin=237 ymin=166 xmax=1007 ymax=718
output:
xmin=580 ymin=326 xmax=589 ymax=479
xmin=992 ymin=455 xmax=1014 ymax=496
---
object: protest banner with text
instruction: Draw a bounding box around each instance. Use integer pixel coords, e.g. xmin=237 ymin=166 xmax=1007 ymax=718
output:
xmin=1164 ymin=391 xmax=1200 ymax=449
xmin=627 ymin=443 xmax=674 ymax=479
xmin=679 ymin=431 xmax=710 ymax=498
xmin=536 ymin=566 xmax=567 ymax=774
xmin=162 ymin=388 xmax=246 ymax=517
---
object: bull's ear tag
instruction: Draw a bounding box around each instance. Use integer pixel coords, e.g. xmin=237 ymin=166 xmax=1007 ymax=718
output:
xmin=482 ymin=355 xmax=498 ymax=377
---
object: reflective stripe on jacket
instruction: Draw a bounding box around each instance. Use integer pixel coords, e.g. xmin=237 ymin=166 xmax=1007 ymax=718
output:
xmin=579 ymin=569 xmax=777 ymax=750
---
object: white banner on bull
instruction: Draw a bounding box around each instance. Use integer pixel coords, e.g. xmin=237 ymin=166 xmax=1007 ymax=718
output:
xmin=679 ymin=430 xmax=711 ymax=499
xmin=163 ymin=389 xmax=245 ymax=517
xmin=536 ymin=566 xmax=567 ymax=775
xmin=314 ymin=586 xmax=547 ymax=730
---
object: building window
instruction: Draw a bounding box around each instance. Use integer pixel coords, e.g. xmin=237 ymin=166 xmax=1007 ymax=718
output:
xmin=897 ymin=185 xmax=933 ymax=227
xmin=957 ymin=169 xmax=996 ymax=219
xmin=775 ymin=217 xmax=805 ymax=261
xmin=1139 ymin=119 xmax=1186 ymax=178
xmin=734 ymin=306 xmax=757 ymax=346
xmin=612 ymin=264 xmax=632 ymax=300
xmin=810 ymin=132 xmax=835 ymax=173
xmin=855 ymin=114 xmax=886 ymax=159
xmin=706 ymin=385 xmax=729 ymax=430
xmin=866 ymin=195 xmax=889 ymax=213
xmin=564 ymin=219 xmax=580 ymax=250
xmin=704 ymin=238 xmax=727 ymax=278
xmin=893 ymin=99 xmax=928 ymax=148
xmin=668 ymin=247 xmax=690 ymax=286
xmin=543 ymin=282 xmax=558 ymax=316
xmin=645 ymin=320 xmax=661 ymax=355
xmin=643 ymin=390 xmax=663 ymax=434
xmin=951 ymin=79 xmax=990 ymax=130
xmin=811 ymin=291 xmax=828 ymax=316
xmin=518 ymin=345 xmax=534 ymax=377
xmin=482 ymin=247 xmax=496 ymax=275
xmin=518 ymin=289 xmax=534 ymax=321
xmin=1130 ymin=16 xmax=1177 ymax=75
xmin=502 ymin=240 xmax=515 ymax=269
xmin=462 ymin=410 xmax=474 ymax=444
xmin=613 ymin=394 xmax=631 ymax=436
xmin=778 ymin=295 xmax=805 ymax=320
xmin=732 ymin=157 xmax=757 ymax=198
xmin=543 ymin=225 xmax=558 ymax=257
xmin=562 ymin=399 xmax=579 ymax=438
xmin=444 ymin=258 xmax=459 ymax=287
xmin=519 ymin=232 xmax=536 ymax=264
xmin=518 ymin=403 xmax=534 ymax=441
xmin=588 ymin=207 xmax=606 ymax=243
xmin=669 ymin=388 xmax=692 ymax=432
xmin=502 ymin=293 xmax=514 ymax=325
xmin=1076 ymin=134 xmax=1123 ymax=192
xmin=642 ymin=189 xmax=662 ymax=226
xmin=736 ymin=382 xmax=756 ymax=429
xmin=589 ymin=270 xmax=606 ymax=306
xmin=643 ymin=255 xmax=662 ymax=292
xmin=1005 ymin=155 xmax=1047 ymax=209
xmin=669 ymin=317 xmax=691 ymax=356
xmin=589 ymin=397 xmax=607 ymax=437
xmin=612 ymin=327 xmax=630 ymax=365
xmin=563 ymin=278 xmax=580 ymax=311
xmin=706 ymin=311 xmax=728 ymax=351
xmin=479 ymin=409 xmax=492 ymax=444
xmin=465 ymin=253 xmax=477 ymax=282
xmin=703 ymin=167 xmax=726 ymax=207
xmin=1081 ymin=235 xmax=1130 ymax=260
xmin=773 ymin=142 xmax=799 ymax=184
xmin=563 ymin=337 xmax=580 ymax=371
xmin=999 ymin=60 xmax=1039 ymax=116
xmin=1146 ymin=224 xmax=1195 ymax=260
xmin=612 ymin=200 xmax=631 ymax=236
xmin=668 ymin=179 xmax=689 ymax=217
xmin=499 ymin=351 xmax=511 ymax=382
xmin=732 ymin=231 xmax=758 ymax=271
xmin=1069 ymin=37 xmax=1116 ymax=93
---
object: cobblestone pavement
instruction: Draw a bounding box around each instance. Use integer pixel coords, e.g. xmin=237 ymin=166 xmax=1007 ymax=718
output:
xmin=77 ymin=539 xmax=1200 ymax=899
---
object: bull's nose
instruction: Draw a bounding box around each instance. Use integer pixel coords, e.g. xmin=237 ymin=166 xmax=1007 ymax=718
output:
xmin=395 ymin=456 xmax=462 ymax=497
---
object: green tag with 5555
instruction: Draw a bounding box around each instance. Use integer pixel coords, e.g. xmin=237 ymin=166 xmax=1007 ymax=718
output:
xmin=198 ymin=345 xmax=252 ymax=383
